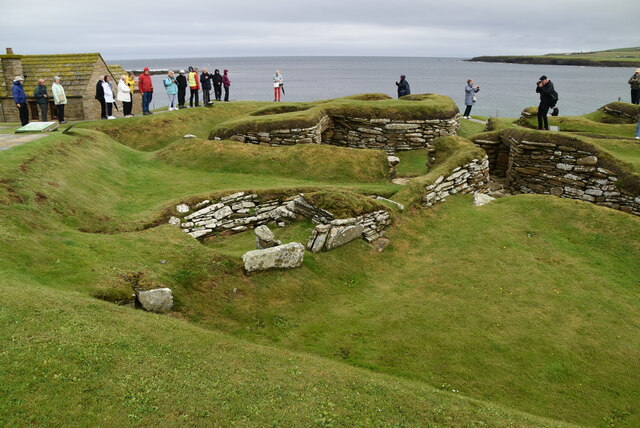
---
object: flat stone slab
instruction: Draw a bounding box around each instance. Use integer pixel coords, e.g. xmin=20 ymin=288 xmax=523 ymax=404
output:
xmin=0 ymin=133 xmax=48 ymax=151
xmin=15 ymin=121 xmax=59 ymax=133
xmin=242 ymin=242 xmax=305 ymax=273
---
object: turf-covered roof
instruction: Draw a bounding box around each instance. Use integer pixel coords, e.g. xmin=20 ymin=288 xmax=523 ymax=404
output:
xmin=0 ymin=53 xmax=125 ymax=98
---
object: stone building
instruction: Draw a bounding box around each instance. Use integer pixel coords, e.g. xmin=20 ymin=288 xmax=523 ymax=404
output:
xmin=0 ymin=48 xmax=139 ymax=122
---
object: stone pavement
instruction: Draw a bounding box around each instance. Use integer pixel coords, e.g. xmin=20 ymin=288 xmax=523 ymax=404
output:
xmin=0 ymin=133 xmax=49 ymax=151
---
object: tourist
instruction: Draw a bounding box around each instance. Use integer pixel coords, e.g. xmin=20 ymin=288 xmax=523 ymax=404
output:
xmin=629 ymin=69 xmax=640 ymax=105
xmin=126 ymin=72 xmax=136 ymax=115
xmin=176 ymin=70 xmax=187 ymax=109
xmin=462 ymin=79 xmax=480 ymax=119
xmin=95 ymin=76 xmax=107 ymax=119
xmin=200 ymin=68 xmax=213 ymax=105
xmin=12 ymin=76 xmax=29 ymax=126
xmin=138 ymin=67 xmax=154 ymax=115
xmin=188 ymin=66 xmax=200 ymax=107
xmin=51 ymin=76 xmax=67 ymax=124
xmin=535 ymin=75 xmax=558 ymax=130
xmin=34 ymin=78 xmax=49 ymax=121
xmin=213 ymin=69 xmax=222 ymax=101
xmin=273 ymin=69 xmax=284 ymax=102
xmin=164 ymin=71 xmax=178 ymax=111
xmin=222 ymin=69 xmax=231 ymax=102
xmin=102 ymin=75 xmax=116 ymax=119
xmin=396 ymin=75 xmax=410 ymax=98
xmin=117 ymin=75 xmax=132 ymax=117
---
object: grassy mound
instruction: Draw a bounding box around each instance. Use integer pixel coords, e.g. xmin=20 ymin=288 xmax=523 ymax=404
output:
xmin=393 ymin=136 xmax=486 ymax=207
xmin=1 ymin=283 xmax=565 ymax=427
xmin=209 ymin=94 xmax=459 ymax=139
xmin=154 ymin=138 xmax=389 ymax=183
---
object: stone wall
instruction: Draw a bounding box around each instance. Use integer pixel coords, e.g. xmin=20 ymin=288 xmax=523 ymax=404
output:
xmin=222 ymin=114 xmax=459 ymax=155
xmin=472 ymin=137 xmax=510 ymax=178
xmin=422 ymin=156 xmax=490 ymax=207
xmin=169 ymin=192 xmax=393 ymax=242
xmin=504 ymin=136 xmax=640 ymax=215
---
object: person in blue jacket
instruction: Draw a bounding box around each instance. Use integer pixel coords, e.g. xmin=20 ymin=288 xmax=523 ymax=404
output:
xmin=12 ymin=76 xmax=29 ymax=126
xmin=396 ymin=75 xmax=410 ymax=98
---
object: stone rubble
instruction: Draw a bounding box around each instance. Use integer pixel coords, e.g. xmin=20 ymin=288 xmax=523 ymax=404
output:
xmin=307 ymin=210 xmax=392 ymax=252
xmin=473 ymin=192 xmax=496 ymax=206
xmin=422 ymin=156 xmax=490 ymax=207
xmin=255 ymin=225 xmax=281 ymax=249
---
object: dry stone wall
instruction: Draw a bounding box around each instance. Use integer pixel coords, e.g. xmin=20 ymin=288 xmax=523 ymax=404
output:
xmin=505 ymin=137 xmax=640 ymax=215
xmin=169 ymin=192 xmax=393 ymax=244
xmin=422 ymin=156 xmax=491 ymax=207
xmin=221 ymin=115 xmax=459 ymax=155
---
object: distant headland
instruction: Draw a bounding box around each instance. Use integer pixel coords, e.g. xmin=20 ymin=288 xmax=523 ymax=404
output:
xmin=468 ymin=47 xmax=640 ymax=68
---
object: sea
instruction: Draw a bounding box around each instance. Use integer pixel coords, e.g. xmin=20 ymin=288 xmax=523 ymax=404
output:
xmin=111 ymin=56 xmax=635 ymax=118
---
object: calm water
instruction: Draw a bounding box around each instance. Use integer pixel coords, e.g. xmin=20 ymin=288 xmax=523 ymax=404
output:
xmin=112 ymin=56 xmax=635 ymax=117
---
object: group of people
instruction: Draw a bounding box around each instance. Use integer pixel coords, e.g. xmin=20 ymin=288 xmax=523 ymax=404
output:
xmin=94 ymin=67 xmax=232 ymax=118
xmin=11 ymin=76 xmax=69 ymax=126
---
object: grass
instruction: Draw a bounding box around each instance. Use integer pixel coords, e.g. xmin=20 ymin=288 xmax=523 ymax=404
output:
xmin=1 ymin=95 xmax=639 ymax=426
xmin=470 ymin=46 xmax=640 ymax=67
xmin=395 ymin=149 xmax=429 ymax=177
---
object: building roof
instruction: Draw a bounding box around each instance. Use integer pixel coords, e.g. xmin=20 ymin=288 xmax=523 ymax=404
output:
xmin=0 ymin=53 xmax=126 ymax=98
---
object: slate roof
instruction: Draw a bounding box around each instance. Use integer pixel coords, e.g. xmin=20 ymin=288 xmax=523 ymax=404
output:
xmin=0 ymin=53 xmax=127 ymax=98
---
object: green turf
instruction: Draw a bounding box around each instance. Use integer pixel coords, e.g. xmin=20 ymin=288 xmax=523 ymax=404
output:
xmin=470 ymin=47 xmax=640 ymax=67
xmin=1 ymin=96 xmax=639 ymax=427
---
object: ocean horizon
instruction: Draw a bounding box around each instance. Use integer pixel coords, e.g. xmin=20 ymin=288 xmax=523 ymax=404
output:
xmin=112 ymin=56 xmax=635 ymax=117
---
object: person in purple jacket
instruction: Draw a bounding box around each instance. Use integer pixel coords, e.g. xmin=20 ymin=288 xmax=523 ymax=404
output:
xmin=12 ymin=76 xmax=29 ymax=126
xmin=222 ymin=69 xmax=231 ymax=102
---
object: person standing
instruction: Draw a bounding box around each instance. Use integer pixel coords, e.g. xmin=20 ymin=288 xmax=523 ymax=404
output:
xmin=396 ymin=75 xmax=410 ymax=98
xmin=536 ymin=75 xmax=558 ymax=131
xmin=95 ymin=76 xmax=107 ymax=119
xmin=117 ymin=75 xmax=132 ymax=117
xmin=51 ymin=76 xmax=67 ymax=123
xmin=200 ymin=68 xmax=213 ymax=105
xmin=222 ymin=69 xmax=231 ymax=102
xmin=273 ymin=69 xmax=283 ymax=102
xmin=34 ymin=78 xmax=49 ymax=121
xmin=138 ymin=67 xmax=154 ymax=115
xmin=126 ymin=72 xmax=136 ymax=115
xmin=12 ymin=76 xmax=29 ymax=126
xmin=213 ymin=69 xmax=222 ymax=101
xmin=176 ymin=70 xmax=188 ymax=109
xmin=463 ymin=79 xmax=480 ymax=119
xmin=164 ymin=71 xmax=178 ymax=110
xmin=188 ymin=66 xmax=200 ymax=107
xmin=629 ymin=69 xmax=640 ymax=105
xmin=102 ymin=75 xmax=116 ymax=119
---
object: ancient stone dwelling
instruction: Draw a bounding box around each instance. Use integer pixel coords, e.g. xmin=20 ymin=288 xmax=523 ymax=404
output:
xmin=0 ymin=48 xmax=139 ymax=122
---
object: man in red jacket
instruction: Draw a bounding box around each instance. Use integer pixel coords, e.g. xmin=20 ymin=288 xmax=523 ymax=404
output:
xmin=138 ymin=67 xmax=154 ymax=115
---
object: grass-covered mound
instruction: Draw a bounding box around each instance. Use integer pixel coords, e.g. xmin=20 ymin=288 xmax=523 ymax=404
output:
xmin=517 ymin=106 xmax=637 ymax=138
xmin=393 ymin=136 xmax=486 ymax=207
xmin=1 ymin=282 xmax=568 ymax=427
xmin=209 ymin=94 xmax=459 ymax=139
xmin=154 ymin=138 xmax=389 ymax=183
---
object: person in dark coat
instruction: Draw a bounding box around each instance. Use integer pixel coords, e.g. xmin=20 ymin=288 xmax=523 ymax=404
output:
xmin=212 ymin=69 xmax=222 ymax=101
xmin=535 ymin=75 xmax=558 ymax=130
xmin=629 ymin=69 xmax=640 ymax=105
xmin=95 ymin=76 xmax=107 ymax=119
xmin=200 ymin=68 xmax=213 ymax=105
xmin=34 ymin=78 xmax=49 ymax=121
xmin=176 ymin=70 xmax=188 ymax=109
xmin=12 ymin=76 xmax=29 ymax=126
xmin=396 ymin=75 xmax=410 ymax=98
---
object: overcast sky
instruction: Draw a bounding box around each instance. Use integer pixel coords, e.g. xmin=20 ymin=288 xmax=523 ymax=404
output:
xmin=1 ymin=0 xmax=638 ymax=60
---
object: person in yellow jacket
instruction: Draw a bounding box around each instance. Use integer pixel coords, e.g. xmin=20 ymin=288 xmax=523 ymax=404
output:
xmin=125 ymin=72 xmax=136 ymax=115
xmin=188 ymin=66 xmax=200 ymax=107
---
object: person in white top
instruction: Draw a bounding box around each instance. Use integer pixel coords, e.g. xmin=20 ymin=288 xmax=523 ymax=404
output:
xmin=273 ymin=69 xmax=283 ymax=102
xmin=116 ymin=75 xmax=132 ymax=117
xmin=102 ymin=75 xmax=116 ymax=119
xmin=51 ymin=76 xmax=67 ymax=124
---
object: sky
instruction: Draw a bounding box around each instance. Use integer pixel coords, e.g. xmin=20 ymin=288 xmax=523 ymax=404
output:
xmin=1 ymin=0 xmax=638 ymax=60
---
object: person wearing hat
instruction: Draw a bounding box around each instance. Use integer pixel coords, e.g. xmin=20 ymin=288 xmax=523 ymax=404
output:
xmin=34 ymin=78 xmax=49 ymax=121
xmin=12 ymin=76 xmax=29 ymax=126
xmin=212 ymin=69 xmax=222 ymax=101
xmin=629 ymin=69 xmax=640 ymax=105
xmin=176 ymin=70 xmax=188 ymax=109
xmin=51 ymin=76 xmax=67 ymax=124
xmin=536 ymin=75 xmax=558 ymax=130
